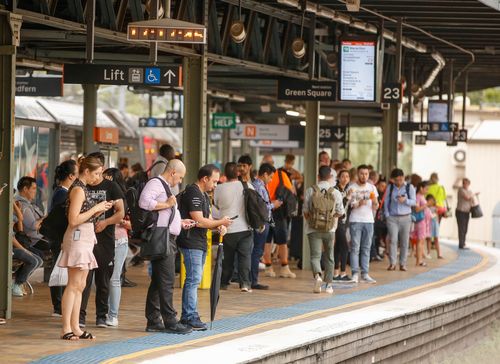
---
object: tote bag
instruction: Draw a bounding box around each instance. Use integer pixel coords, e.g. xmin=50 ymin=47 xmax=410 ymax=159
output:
xmin=48 ymin=252 xmax=68 ymax=287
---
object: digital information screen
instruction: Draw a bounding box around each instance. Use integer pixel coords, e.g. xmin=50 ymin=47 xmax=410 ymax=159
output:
xmin=340 ymin=39 xmax=377 ymax=102
xmin=427 ymin=101 xmax=451 ymax=141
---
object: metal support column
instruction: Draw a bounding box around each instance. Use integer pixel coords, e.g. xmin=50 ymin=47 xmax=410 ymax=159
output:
xmin=82 ymin=84 xmax=99 ymax=154
xmin=448 ymin=60 xmax=454 ymax=123
xmin=0 ymin=12 xmax=20 ymax=319
xmin=381 ymin=18 xmax=402 ymax=178
xmin=182 ymin=0 xmax=208 ymax=184
xmin=221 ymin=101 xmax=232 ymax=164
xmin=302 ymin=101 xmax=320 ymax=270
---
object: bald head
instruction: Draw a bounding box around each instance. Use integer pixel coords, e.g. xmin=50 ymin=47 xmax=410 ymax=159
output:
xmin=163 ymin=159 xmax=186 ymax=187
xmin=261 ymin=154 xmax=274 ymax=166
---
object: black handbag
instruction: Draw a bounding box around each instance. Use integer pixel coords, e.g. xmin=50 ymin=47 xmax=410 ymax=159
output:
xmin=470 ymin=204 xmax=483 ymax=219
xmin=40 ymin=203 xmax=68 ymax=242
xmin=139 ymin=178 xmax=177 ymax=260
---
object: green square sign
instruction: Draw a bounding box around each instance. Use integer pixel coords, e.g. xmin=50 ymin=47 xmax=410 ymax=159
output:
xmin=212 ymin=112 xmax=236 ymax=129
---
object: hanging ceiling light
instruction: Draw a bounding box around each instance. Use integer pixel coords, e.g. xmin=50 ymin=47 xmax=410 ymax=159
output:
xmin=230 ymin=0 xmax=246 ymax=43
xmin=292 ymin=2 xmax=307 ymax=59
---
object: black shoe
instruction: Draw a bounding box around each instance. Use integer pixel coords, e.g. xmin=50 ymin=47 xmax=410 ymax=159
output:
xmin=96 ymin=318 xmax=107 ymax=328
xmin=145 ymin=323 xmax=165 ymax=332
xmin=230 ymin=277 xmax=240 ymax=284
xmin=181 ymin=317 xmax=208 ymax=331
xmin=340 ymin=275 xmax=354 ymax=282
xmin=251 ymin=284 xmax=269 ymax=290
xmin=459 ymin=246 xmax=470 ymax=250
xmin=220 ymin=284 xmax=229 ymax=290
xmin=121 ymin=277 xmax=137 ymax=288
xmin=164 ymin=321 xmax=193 ymax=334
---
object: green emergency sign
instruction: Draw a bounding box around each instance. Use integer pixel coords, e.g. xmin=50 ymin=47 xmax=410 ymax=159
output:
xmin=212 ymin=113 xmax=236 ymax=129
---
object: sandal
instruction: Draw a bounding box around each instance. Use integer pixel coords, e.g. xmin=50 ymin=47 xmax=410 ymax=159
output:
xmin=0 ymin=318 xmax=6 ymax=325
xmin=61 ymin=332 xmax=79 ymax=340
xmin=79 ymin=331 xmax=96 ymax=340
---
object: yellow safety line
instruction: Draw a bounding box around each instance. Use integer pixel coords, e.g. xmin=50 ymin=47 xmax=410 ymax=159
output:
xmin=102 ymin=250 xmax=490 ymax=364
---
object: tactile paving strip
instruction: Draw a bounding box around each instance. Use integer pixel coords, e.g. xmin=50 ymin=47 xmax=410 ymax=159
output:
xmin=33 ymin=248 xmax=482 ymax=364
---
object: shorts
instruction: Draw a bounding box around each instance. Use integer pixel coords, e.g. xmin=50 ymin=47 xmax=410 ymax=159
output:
xmin=271 ymin=217 xmax=289 ymax=245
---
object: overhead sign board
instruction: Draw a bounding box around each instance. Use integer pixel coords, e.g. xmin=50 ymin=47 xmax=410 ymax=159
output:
xmin=16 ymin=75 xmax=63 ymax=96
xmin=399 ymin=122 xmax=458 ymax=132
xmin=339 ymin=38 xmax=377 ymax=102
xmin=250 ymin=140 xmax=300 ymax=149
xmin=289 ymin=125 xmax=347 ymax=143
xmin=453 ymin=129 xmax=468 ymax=142
xmin=64 ymin=64 xmax=182 ymax=87
xmin=277 ymin=78 xmax=336 ymax=101
xmin=382 ymin=82 xmax=402 ymax=104
xmin=139 ymin=113 xmax=182 ymax=128
xmin=427 ymin=101 xmax=451 ymax=141
xmin=230 ymin=124 xmax=289 ymax=141
xmin=212 ymin=113 xmax=236 ymax=129
xmin=93 ymin=127 xmax=119 ymax=144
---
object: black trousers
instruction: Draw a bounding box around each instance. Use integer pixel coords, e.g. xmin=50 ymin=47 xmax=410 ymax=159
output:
xmin=80 ymin=260 xmax=113 ymax=324
xmin=456 ymin=209 xmax=470 ymax=249
xmin=145 ymin=253 xmax=177 ymax=327
xmin=334 ymin=223 xmax=349 ymax=272
xmin=221 ymin=230 xmax=254 ymax=288
xmin=49 ymin=240 xmax=63 ymax=314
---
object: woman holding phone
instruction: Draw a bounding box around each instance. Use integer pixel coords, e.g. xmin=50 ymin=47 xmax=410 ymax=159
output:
xmin=59 ymin=156 xmax=112 ymax=340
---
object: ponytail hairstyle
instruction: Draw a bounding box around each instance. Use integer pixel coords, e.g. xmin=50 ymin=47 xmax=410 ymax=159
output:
xmin=53 ymin=160 xmax=77 ymax=189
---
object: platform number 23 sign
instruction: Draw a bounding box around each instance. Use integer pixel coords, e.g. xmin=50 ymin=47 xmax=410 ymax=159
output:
xmin=382 ymin=82 xmax=402 ymax=104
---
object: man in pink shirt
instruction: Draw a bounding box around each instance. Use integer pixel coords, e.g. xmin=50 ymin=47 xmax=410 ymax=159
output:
xmin=139 ymin=159 xmax=195 ymax=334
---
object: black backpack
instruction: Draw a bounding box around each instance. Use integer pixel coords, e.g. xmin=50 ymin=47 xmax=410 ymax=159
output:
xmin=275 ymin=169 xmax=298 ymax=218
xmin=40 ymin=202 xmax=68 ymax=242
xmin=126 ymin=177 xmax=172 ymax=240
xmin=241 ymin=181 xmax=269 ymax=230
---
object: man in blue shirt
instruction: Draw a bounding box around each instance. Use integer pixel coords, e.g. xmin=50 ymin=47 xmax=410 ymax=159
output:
xmin=384 ymin=168 xmax=416 ymax=271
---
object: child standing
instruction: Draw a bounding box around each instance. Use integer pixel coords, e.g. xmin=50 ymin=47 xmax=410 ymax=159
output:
xmin=426 ymin=194 xmax=443 ymax=259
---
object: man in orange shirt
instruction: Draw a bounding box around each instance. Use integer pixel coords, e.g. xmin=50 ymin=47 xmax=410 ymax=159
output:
xmin=263 ymin=166 xmax=296 ymax=279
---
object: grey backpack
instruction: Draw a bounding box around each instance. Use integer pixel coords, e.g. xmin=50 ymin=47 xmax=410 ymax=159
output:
xmin=308 ymin=185 xmax=336 ymax=231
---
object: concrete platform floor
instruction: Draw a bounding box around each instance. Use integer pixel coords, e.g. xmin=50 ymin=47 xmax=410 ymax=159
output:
xmin=0 ymin=245 xmax=464 ymax=363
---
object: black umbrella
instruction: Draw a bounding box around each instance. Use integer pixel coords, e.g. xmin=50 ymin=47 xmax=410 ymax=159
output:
xmin=210 ymin=233 xmax=224 ymax=329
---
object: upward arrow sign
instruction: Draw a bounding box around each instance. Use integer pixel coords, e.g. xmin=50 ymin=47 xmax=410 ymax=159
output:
xmin=164 ymin=69 xmax=176 ymax=84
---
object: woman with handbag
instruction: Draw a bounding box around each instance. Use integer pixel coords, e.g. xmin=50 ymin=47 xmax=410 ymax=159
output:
xmin=59 ymin=156 xmax=113 ymax=340
xmin=456 ymin=178 xmax=479 ymax=250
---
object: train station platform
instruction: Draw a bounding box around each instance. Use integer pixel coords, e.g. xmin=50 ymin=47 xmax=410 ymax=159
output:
xmin=0 ymin=241 xmax=497 ymax=364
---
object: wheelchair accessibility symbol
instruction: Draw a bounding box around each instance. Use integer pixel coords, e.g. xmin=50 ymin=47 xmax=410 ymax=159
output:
xmin=145 ymin=67 xmax=160 ymax=85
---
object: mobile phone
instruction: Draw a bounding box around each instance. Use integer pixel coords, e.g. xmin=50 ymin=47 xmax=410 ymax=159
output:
xmin=229 ymin=215 xmax=239 ymax=220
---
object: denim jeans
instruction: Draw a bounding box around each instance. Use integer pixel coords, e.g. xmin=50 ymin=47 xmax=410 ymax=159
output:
xmin=108 ymin=242 xmax=128 ymax=319
xmin=251 ymin=224 xmax=269 ymax=286
xmin=180 ymin=248 xmax=207 ymax=322
xmin=308 ymin=231 xmax=335 ymax=283
xmin=386 ymin=215 xmax=412 ymax=266
xmin=13 ymin=248 xmax=43 ymax=284
xmin=349 ymin=222 xmax=374 ymax=275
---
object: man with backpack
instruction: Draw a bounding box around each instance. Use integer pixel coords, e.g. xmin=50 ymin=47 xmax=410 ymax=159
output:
xmin=139 ymin=159 xmax=195 ymax=334
xmin=383 ymin=168 xmax=416 ymax=272
xmin=303 ymin=166 xmax=344 ymax=294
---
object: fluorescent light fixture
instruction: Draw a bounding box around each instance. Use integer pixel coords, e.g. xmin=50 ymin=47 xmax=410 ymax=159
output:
xmin=300 ymin=121 xmax=307 ymax=126
xmin=277 ymin=102 xmax=293 ymax=109
xmin=286 ymin=110 xmax=300 ymax=117
xmin=319 ymin=115 xmax=326 ymax=120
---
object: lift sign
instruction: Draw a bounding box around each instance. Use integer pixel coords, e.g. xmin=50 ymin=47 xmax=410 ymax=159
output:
xmin=277 ymin=78 xmax=336 ymax=101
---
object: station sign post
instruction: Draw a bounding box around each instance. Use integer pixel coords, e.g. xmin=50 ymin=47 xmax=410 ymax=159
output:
xmin=277 ymin=78 xmax=336 ymax=101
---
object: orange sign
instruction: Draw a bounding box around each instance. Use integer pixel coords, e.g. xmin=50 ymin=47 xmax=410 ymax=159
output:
xmin=244 ymin=126 xmax=256 ymax=138
xmin=94 ymin=127 xmax=119 ymax=144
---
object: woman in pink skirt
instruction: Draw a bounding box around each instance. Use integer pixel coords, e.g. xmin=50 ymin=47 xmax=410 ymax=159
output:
xmin=411 ymin=182 xmax=428 ymax=267
xmin=59 ymin=156 xmax=112 ymax=340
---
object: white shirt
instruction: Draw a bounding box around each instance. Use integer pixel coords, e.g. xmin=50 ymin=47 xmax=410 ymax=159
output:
xmin=347 ymin=182 xmax=378 ymax=223
xmin=213 ymin=180 xmax=253 ymax=234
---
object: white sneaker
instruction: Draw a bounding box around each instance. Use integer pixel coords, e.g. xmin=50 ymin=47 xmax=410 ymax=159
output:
xmin=259 ymin=262 xmax=266 ymax=271
xmin=425 ymin=254 xmax=432 ymax=259
xmin=351 ymin=273 xmax=359 ymax=283
xmin=12 ymin=284 xmax=23 ymax=297
xmin=313 ymin=274 xmax=323 ymax=293
xmin=264 ymin=266 xmax=276 ymax=278
xmin=106 ymin=316 xmax=119 ymax=327
xmin=325 ymin=284 xmax=334 ymax=294
xmin=241 ymin=287 xmax=253 ymax=293
xmin=279 ymin=265 xmax=296 ymax=279
xmin=361 ymin=274 xmax=377 ymax=284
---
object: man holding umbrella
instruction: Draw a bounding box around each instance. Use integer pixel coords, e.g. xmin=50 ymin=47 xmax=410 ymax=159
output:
xmin=177 ymin=164 xmax=232 ymax=331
